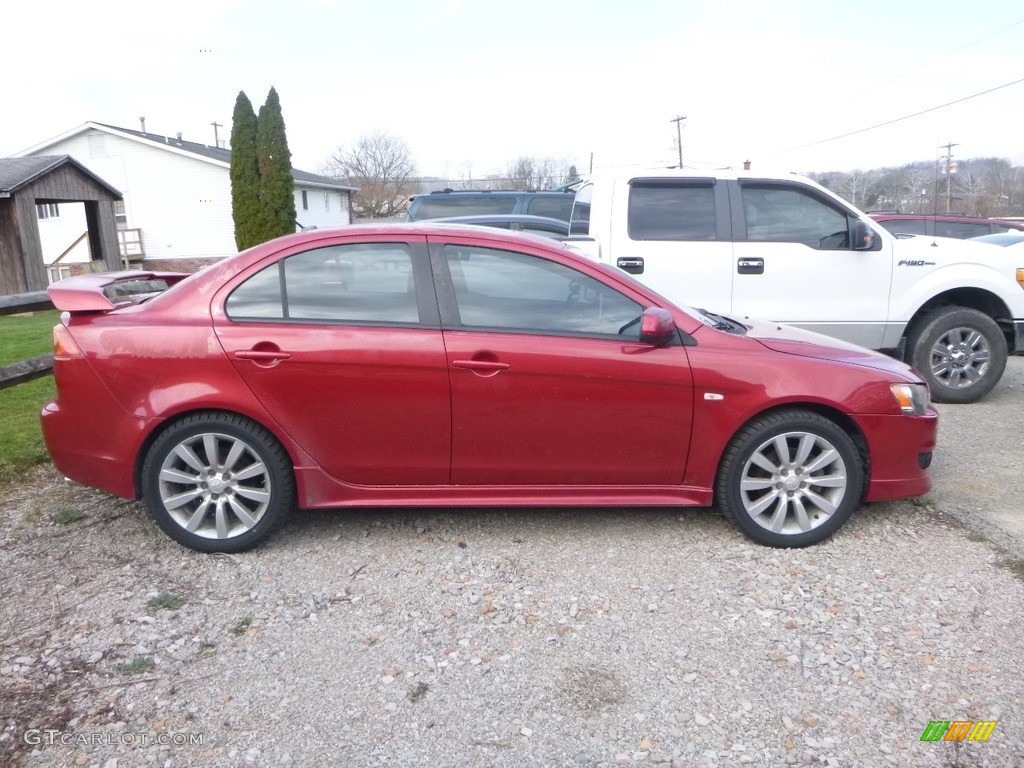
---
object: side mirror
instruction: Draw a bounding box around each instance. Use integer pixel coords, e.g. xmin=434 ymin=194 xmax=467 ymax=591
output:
xmin=852 ymin=219 xmax=877 ymax=251
xmin=639 ymin=307 xmax=677 ymax=345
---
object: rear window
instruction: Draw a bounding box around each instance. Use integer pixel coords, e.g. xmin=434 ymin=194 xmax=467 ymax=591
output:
xmin=411 ymin=196 xmax=517 ymax=219
xmin=628 ymin=182 xmax=716 ymax=241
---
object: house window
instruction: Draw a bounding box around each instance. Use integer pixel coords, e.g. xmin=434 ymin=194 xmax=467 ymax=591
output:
xmin=325 ymin=192 xmax=330 ymax=212
xmin=301 ymin=190 xmax=308 ymax=210
xmin=113 ymin=200 xmax=127 ymax=228
xmin=36 ymin=203 xmax=60 ymax=220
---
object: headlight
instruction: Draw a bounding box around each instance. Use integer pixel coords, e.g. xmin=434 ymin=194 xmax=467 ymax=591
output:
xmin=890 ymin=383 xmax=929 ymax=415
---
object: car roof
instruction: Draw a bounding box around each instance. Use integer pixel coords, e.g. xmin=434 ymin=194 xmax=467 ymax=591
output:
xmin=236 ymin=222 xmax=580 ymax=259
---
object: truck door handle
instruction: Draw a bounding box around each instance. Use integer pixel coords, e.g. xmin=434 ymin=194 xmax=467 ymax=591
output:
xmin=737 ymin=258 xmax=764 ymax=275
xmin=617 ymin=257 xmax=644 ymax=274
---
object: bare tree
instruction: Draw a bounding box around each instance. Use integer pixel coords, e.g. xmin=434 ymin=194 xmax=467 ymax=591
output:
xmin=488 ymin=155 xmax=572 ymax=190
xmin=833 ymin=169 xmax=880 ymax=209
xmin=322 ymin=131 xmax=416 ymax=219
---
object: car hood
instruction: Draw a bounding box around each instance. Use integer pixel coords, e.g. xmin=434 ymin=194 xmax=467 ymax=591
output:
xmin=744 ymin=318 xmax=920 ymax=379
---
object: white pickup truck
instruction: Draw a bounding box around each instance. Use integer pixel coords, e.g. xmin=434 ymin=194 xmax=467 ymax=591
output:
xmin=568 ymin=169 xmax=1024 ymax=403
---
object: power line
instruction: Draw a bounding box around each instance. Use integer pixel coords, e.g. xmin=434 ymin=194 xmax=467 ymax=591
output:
xmin=767 ymin=75 xmax=1024 ymax=156
xmin=850 ymin=16 xmax=1024 ymax=98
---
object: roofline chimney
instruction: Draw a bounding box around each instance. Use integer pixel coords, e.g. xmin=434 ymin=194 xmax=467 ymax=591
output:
xmin=139 ymin=116 xmax=146 ymax=133
xmin=176 ymin=132 xmax=183 ymax=141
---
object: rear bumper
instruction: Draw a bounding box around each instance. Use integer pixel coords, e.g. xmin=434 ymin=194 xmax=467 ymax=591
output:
xmin=858 ymin=408 xmax=938 ymax=502
xmin=40 ymin=358 xmax=153 ymax=500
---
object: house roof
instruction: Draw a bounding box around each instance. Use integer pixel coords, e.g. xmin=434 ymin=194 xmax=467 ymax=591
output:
xmin=0 ymin=155 xmax=123 ymax=198
xmin=20 ymin=122 xmax=358 ymax=193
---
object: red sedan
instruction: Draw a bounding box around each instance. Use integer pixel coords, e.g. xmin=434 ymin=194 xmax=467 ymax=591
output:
xmin=42 ymin=224 xmax=936 ymax=552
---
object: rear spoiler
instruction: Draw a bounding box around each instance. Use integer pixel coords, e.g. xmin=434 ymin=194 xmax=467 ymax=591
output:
xmin=47 ymin=271 xmax=191 ymax=312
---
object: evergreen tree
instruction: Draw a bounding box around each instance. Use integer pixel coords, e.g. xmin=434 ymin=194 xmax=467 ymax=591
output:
xmin=255 ymin=86 xmax=296 ymax=241
xmin=229 ymin=91 xmax=261 ymax=250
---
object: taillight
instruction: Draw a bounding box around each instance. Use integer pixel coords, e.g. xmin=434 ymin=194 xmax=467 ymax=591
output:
xmin=53 ymin=325 xmax=84 ymax=359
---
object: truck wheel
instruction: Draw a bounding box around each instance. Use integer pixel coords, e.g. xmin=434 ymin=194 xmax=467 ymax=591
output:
xmin=908 ymin=308 xmax=1007 ymax=404
xmin=715 ymin=409 xmax=864 ymax=548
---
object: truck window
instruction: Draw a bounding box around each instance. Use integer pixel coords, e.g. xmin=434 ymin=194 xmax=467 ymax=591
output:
xmin=741 ymin=185 xmax=850 ymax=249
xmin=627 ymin=182 xmax=716 ymax=241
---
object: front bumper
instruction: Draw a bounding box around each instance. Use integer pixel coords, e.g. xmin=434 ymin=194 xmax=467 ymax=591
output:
xmin=1013 ymin=320 xmax=1024 ymax=355
xmin=858 ymin=407 xmax=939 ymax=502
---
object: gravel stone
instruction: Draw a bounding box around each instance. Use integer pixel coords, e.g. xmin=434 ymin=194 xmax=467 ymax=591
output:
xmin=1 ymin=360 xmax=1023 ymax=767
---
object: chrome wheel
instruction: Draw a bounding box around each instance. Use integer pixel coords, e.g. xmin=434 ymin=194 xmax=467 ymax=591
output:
xmin=157 ymin=432 xmax=271 ymax=540
xmin=909 ymin=308 xmax=1007 ymax=404
xmin=928 ymin=326 xmax=990 ymax=390
xmin=739 ymin=431 xmax=848 ymax=536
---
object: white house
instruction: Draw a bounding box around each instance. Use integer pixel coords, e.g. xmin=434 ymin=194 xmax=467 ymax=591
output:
xmin=17 ymin=122 xmax=357 ymax=276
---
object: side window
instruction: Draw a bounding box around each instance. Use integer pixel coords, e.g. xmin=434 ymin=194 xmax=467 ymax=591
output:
xmin=628 ymin=182 xmax=716 ymax=241
xmin=935 ymin=221 xmax=990 ymax=239
xmin=878 ymin=218 xmax=927 ymax=235
xmin=443 ymin=246 xmax=643 ymax=338
xmin=226 ymin=243 xmax=419 ymax=324
xmin=526 ymin=196 xmax=573 ymax=220
xmin=413 ymin=196 xmax=517 ymax=219
xmin=742 ymin=185 xmax=850 ymax=249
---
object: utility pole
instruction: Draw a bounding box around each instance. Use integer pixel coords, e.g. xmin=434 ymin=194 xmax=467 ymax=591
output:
xmin=940 ymin=141 xmax=958 ymax=213
xmin=670 ymin=115 xmax=686 ymax=168
xmin=211 ymin=120 xmax=224 ymax=148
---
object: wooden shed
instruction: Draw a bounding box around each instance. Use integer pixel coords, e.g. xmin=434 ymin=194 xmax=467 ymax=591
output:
xmin=0 ymin=155 xmax=122 ymax=294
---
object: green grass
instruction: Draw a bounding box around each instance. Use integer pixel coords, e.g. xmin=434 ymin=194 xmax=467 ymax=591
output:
xmin=116 ymin=655 xmax=155 ymax=675
xmin=50 ymin=508 xmax=87 ymax=525
xmin=0 ymin=310 xmax=59 ymax=366
xmin=0 ymin=311 xmax=60 ymax=484
xmin=230 ymin=616 xmax=253 ymax=636
xmin=147 ymin=592 xmax=186 ymax=611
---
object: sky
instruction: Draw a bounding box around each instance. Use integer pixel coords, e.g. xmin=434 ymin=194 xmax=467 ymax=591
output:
xmin=4 ymin=0 xmax=1023 ymax=182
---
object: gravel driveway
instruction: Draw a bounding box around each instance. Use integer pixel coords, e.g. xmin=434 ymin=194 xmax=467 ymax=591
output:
xmin=2 ymin=362 xmax=1023 ymax=768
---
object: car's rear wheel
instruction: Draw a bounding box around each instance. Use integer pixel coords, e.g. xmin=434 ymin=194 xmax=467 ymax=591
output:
xmin=141 ymin=413 xmax=295 ymax=552
xmin=716 ymin=409 xmax=864 ymax=547
xmin=908 ymin=307 xmax=1007 ymax=404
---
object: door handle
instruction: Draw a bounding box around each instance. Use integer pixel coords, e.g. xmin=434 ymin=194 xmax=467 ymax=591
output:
xmin=737 ymin=258 xmax=764 ymax=275
xmin=234 ymin=350 xmax=292 ymax=362
xmin=616 ymin=256 xmax=644 ymax=275
xmin=452 ymin=359 xmax=511 ymax=372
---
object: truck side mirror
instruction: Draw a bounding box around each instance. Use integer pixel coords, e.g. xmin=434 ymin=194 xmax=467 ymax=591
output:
xmin=852 ymin=220 xmax=877 ymax=251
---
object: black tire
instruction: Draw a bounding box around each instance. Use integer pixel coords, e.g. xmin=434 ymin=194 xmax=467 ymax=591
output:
xmin=715 ymin=409 xmax=864 ymax=548
xmin=141 ymin=412 xmax=295 ymax=552
xmin=908 ymin=308 xmax=1007 ymax=404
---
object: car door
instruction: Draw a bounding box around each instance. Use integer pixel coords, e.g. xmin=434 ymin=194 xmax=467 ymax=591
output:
xmin=729 ymin=181 xmax=893 ymax=349
xmin=430 ymin=236 xmax=694 ymax=486
xmin=611 ymin=177 xmax=735 ymax=314
xmin=212 ymin=236 xmax=451 ymax=485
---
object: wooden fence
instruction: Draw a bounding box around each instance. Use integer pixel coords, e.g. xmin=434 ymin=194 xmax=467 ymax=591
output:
xmin=0 ymin=291 xmax=55 ymax=391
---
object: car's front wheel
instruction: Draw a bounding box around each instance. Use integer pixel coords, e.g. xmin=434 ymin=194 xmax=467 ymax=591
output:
xmin=716 ymin=410 xmax=864 ymax=547
xmin=141 ymin=413 xmax=295 ymax=552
